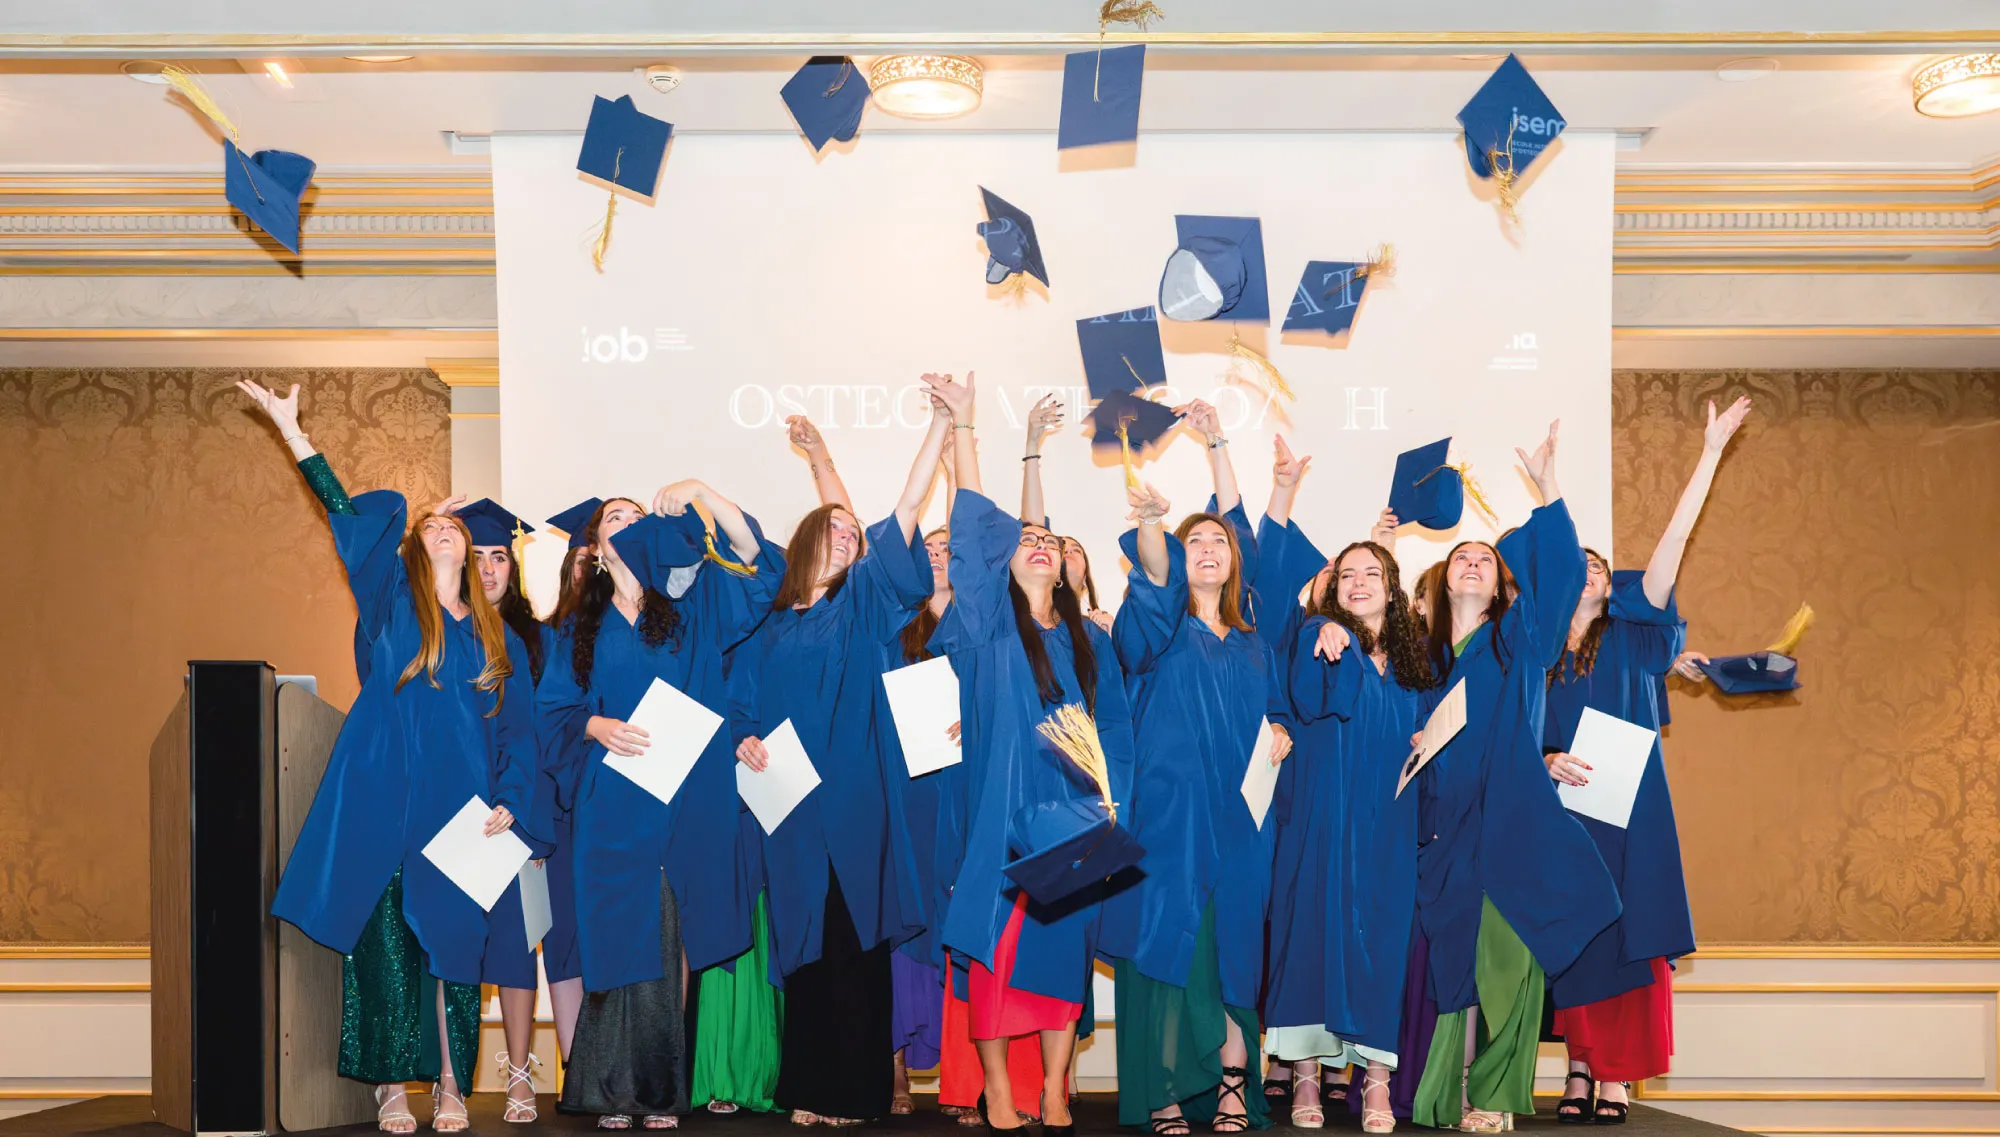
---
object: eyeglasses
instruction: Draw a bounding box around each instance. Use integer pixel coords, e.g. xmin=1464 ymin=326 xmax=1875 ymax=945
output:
xmin=1018 ymin=532 xmax=1063 ymax=551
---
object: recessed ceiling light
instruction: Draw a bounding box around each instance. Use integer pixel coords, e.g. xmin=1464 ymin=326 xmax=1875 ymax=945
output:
xmin=345 ymin=55 xmax=414 ymax=63
xmin=1716 ymin=58 xmax=1780 ymax=82
xmin=121 ymin=60 xmax=171 ymax=85
xmin=868 ymin=55 xmax=983 ymax=120
xmin=1914 ymin=53 xmax=2000 ymax=117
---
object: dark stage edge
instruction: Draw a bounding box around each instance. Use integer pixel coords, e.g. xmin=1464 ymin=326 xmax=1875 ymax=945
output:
xmin=0 ymin=1095 xmax=1751 ymax=1137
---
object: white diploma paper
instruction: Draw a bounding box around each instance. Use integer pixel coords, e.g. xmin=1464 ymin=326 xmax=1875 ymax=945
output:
xmin=882 ymin=656 xmax=964 ymax=778
xmin=1396 ymin=678 xmax=1467 ymax=799
xmin=736 ymin=719 xmax=822 ymax=834
xmin=1240 ymin=718 xmax=1282 ymax=830
xmin=1557 ymin=707 xmax=1656 ymax=829
xmin=518 ymin=859 xmax=553 ymax=951
xmin=420 ymin=796 xmax=533 ymax=911
xmin=603 ymin=677 xmax=724 ymax=807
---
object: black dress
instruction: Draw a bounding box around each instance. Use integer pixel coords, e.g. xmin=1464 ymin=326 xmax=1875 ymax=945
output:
xmin=560 ymin=875 xmax=690 ymax=1119
xmin=774 ymin=868 xmax=894 ymax=1120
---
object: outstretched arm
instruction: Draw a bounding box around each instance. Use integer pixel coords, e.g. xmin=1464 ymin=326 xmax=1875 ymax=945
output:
xmin=1020 ymin=392 xmax=1063 ymax=524
xmin=237 ymin=379 xmax=359 ymax=516
xmin=1643 ymin=396 xmax=1750 ymax=609
xmin=1514 ymin=418 xmax=1563 ymax=506
xmin=1179 ymin=399 xmax=1240 ymax=515
xmin=1265 ymin=433 xmax=1311 ymax=527
xmin=1128 ymin=483 xmax=1172 ymax=585
xmin=653 ymin=480 xmax=762 ymax=564
xmin=786 ymin=415 xmax=853 ymax=512
xmin=897 ymin=375 xmax=962 ymax=539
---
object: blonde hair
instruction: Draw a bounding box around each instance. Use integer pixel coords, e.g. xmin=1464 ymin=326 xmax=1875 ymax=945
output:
xmin=395 ymin=511 xmax=512 ymax=715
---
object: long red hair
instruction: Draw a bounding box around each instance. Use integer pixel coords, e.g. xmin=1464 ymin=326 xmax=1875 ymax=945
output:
xmin=395 ymin=511 xmax=511 ymax=715
xmin=1174 ymin=512 xmax=1254 ymax=634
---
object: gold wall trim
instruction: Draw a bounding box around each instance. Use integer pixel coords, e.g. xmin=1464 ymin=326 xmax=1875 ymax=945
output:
xmin=0 ymin=982 xmax=149 ymax=993
xmin=1613 ymin=263 xmax=2000 ymax=274
xmin=0 ymin=264 xmax=498 ymax=277
xmin=1757 ymin=1129 xmax=2000 ymax=1134
xmin=0 ymin=205 xmax=493 ymax=217
xmin=0 ymin=943 xmax=148 ymax=958
xmin=0 ymin=328 xmax=497 ymax=341
xmin=429 ymin=357 xmax=500 ymax=387
xmin=6 ymin=30 xmax=2000 ymax=51
xmin=1615 ymin=326 xmax=2000 ymax=339
xmin=1692 ymin=944 xmax=2000 ymax=959
xmin=0 ymin=1090 xmax=149 ymax=1100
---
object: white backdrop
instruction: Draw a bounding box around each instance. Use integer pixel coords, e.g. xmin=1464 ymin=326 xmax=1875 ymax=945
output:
xmin=494 ymin=131 xmax=1615 ymax=612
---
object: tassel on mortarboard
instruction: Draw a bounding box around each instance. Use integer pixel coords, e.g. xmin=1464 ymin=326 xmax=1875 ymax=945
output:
xmin=1356 ymin=242 xmax=1397 ymax=285
xmin=1116 ymin=414 xmax=1143 ymax=490
xmin=1486 ymin=118 xmax=1522 ymax=225
xmin=1764 ymin=603 xmax=1815 ymax=656
xmin=1095 ymin=0 xmax=1164 ymax=99
xmin=161 ymin=66 xmax=266 ymax=209
xmin=587 ymin=148 xmax=624 ymax=274
xmin=703 ymin=531 xmax=759 ymax=577
xmin=1225 ymin=332 xmax=1295 ymax=401
xmin=1414 ymin=460 xmax=1501 ymax=526
xmin=1037 ymin=703 xmax=1118 ymax=823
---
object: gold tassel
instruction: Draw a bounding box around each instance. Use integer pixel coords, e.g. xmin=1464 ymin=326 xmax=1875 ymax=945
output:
xmin=1094 ymin=0 xmax=1164 ymax=100
xmin=1036 ymin=703 xmax=1117 ymax=822
xmin=702 ymin=531 xmax=759 ymax=577
xmin=1413 ymin=461 xmax=1500 ymax=525
xmin=510 ymin=519 xmax=530 ymax=569
xmin=160 ymin=66 xmax=240 ymax=139
xmin=995 ymin=271 xmax=1032 ymax=305
xmin=1485 ymin=117 xmax=1522 ymax=224
xmin=1763 ymin=603 xmax=1815 ymax=656
xmin=1226 ymin=332 xmax=1294 ymax=401
xmin=1116 ymin=414 xmax=1142 ymax=490
xmin=589 ymin=147 xmax=624 ymax=274
xmin=1356 ymin=241 xmax=1397 ymax=283
xmin=823 ymin=58 xmax=853 ymax=97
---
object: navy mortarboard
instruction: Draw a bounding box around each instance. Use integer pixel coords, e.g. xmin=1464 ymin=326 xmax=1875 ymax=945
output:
xmin=1457 ymin=54 xmax=1565 ymax=219
xmin=1076 ymin=307 xmax=1166 ymax=399
xmin=1158 ymin=216 xmax=1270 ymax=323
xmin=546 ymin=498 xmax=606 ymax=550
xmin=156 ymin=67 xmax=317 ymax=256
xmin=1389 ymin=439 xmax=1465 ymax=531
xmin=454 ymin=499 xmax=533 ymax=549
xmin=1001 ymin=705 xmax=1146 ymax=905
xmin=1088 ymin=387 xmax=1182 ymax=454
xmin=576 ymin=94 xmax=674 ymax=271
xmin=1058 ymin=43 xmax=1146 ymax=149
xmin=977 ymin=188 xmax=1049 ymax=288
xmin=1283 ymin=245 xmax=1397 ymax=337
xmin=781 ymin=56 xmax=870 ymax=152
xmin=1696 ymin=653 xmax=1801 ymax=695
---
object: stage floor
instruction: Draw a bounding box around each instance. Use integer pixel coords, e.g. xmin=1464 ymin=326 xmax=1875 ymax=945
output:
xmin=0 ymin=1094 xmax=1748 ymax=1136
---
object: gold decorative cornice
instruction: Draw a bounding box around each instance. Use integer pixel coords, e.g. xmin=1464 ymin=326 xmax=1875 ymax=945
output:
xmin=428 ymin=357 xmax=499 ymax=386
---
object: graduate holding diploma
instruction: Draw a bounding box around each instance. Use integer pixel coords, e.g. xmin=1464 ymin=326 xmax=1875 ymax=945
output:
xmin=1101 ymin=400 xmax=1295 ymax=1135
xmin=241 ymin=380 xmax=534 ymax=1135
xmin=1407 ymin=422 xmax=1621 ymax=1133
xmin=729 ymin=392 xmax=954 ymax=1126
xmin=1541 ymin=397 xmax=1750 ymax=1122
xmin=535 ymin=486 xmax=775 ymax=1129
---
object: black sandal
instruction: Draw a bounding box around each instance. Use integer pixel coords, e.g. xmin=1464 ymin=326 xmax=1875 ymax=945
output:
xmin=1213 ymin=1067 xmax=1250 ymax=1134
xmin=1593 ymin=1083 xmax=1630 ymax=1126
xmin=1557 ymin=1072 xmax=1594 ymax=1125
xmin=1262 ymin=1067 xmax=1293 ymax=1102
xmin=1151 ymin=1116 xmax=1192 ymax=1136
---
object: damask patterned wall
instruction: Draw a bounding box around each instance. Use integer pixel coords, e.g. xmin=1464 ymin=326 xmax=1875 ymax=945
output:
xmin=1615 ymin=369 xmax=2000 ymax=944
xmin=0 ymin=368 xmax=449 ymax=943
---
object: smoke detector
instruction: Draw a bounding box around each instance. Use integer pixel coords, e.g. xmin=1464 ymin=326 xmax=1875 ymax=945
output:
xmin=643 ymin=65 xmax=683 ymax=94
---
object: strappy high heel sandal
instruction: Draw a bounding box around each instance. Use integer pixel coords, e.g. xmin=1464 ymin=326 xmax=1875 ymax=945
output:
xmin=1261 ymin=1063 xmax=1293 ymax=1104
xmin=1361 ymin=1066 xmax=1396 ymax=1134
xmin=430 ymin=1081 xmax=469 ymax=1133
xmin=640 ymin=1116 xmax=680 ymax=1128
xmin=496 ymin=1051 xmax=541 ymax=1123
xmin=1213 ymin=1066 xmax=1251 ymax=1134
xmin=600 ymin=1115 xmax=634 ymax=1130
xmin=374 ymin=1084 xmax=416 ymax=1134
xmin=1149 ymin=1113 xmax=1192 ymax=1136
xmin=1556 ymin=1071 xmax=1594 ymax=1126
xmin=1593 ymin=1082 xmax=1631 ymax=1125
xmin=1290 ymin=1060 xmax=1325 ymax=1130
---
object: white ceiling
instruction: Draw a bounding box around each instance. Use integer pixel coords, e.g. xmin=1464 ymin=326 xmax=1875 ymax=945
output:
xmin=2 ymin=54 xmax=1998 ymax=169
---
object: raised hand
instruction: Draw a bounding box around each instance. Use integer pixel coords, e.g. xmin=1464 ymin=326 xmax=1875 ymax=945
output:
xmin=428 ymin=493 xmax=469 ymax=518
xmin=653 ymin=480 xmax=707 ymax=517
xmin=1025 ymin=393 xmax=1065 ymax=452
xmin=1370 ymin=509 xmax=1399 ymax=548
xmin=1515 ymin=418 xmax=1561 ymax=498
xmin=1272 ymin=434 xmax=1312 ymax=489
xmin=1313 ymin=621 xmax=1351 ymax=661
xmin=922 ymin=371 xmax=977 ymax=426
xmin=786 ymin=415 xmax=827 ymax=453
xmin=1175 ymin=399 xmax=1224 ymax=444
xmin=235 ymin=379 xmax=303 ymax=435
xmin=1126 ymin=482 xmax=1171 ymax=526
xmin=1704 ymin=396 xmax=1752 ymax=453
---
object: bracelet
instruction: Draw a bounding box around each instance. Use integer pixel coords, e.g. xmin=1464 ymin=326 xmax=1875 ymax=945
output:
xmin=1208 ymin=437 xmax=1228 ymax=449
xmin=953 ymin=423 xmax=974 ymax=430
xmin=1022 ymin=454 xmax=1041 ymax=462
xmin=282 ymin=431 xmax=309 ymax=445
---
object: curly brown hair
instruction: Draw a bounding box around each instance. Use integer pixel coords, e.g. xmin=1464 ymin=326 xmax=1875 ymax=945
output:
xmin=1549 ymin=547 xmax=1611 ymax=685
xmin=1308 ymin=541 xmax=1435 ymax=691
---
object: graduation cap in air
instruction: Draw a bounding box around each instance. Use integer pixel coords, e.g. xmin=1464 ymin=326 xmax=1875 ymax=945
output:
xmin=1283 ymin=247 xmax=1396 ymax=337
xmin=153 ymin=68 xmax=317 ymax=255
xmin=455 ymin=499 xmax=533 ymax=549
xmin=977 ymin=188 xmax=1049 ymax=287
xmin=546 ymin=498 xmax=605 ymax=550
xmin=1076 ymin=307 xmax=1166 ymax=399
xmin=1158 ymin=216 xmax=1270 ymax=323
xmin=1001 ymin=705 xmax=1146 ymax=905
xmin=1058 ymin=43 xmax=1146 ymax=150
xmin=1696 ymin=652 xmax=1800 ymax=695
xmin=577 ymin=94 xmax=673 ymax=200
xmin=781 ymin=56 xmax=870 ymax=152
xmin=1388 ymin=439 xmax=1464 ymax=531
xmin=1088 ymin=387 xmax=1182 ymax=453
xmin=1457 ymin=55 xmax=1565 ymax=212
xmin=608 ymin=511 xmax=709 ymax=593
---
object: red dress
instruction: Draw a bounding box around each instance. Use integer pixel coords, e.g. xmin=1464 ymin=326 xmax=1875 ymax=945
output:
xmin=938 ymin=894 xmax=1085 ymax=1113
xmin=1553 ymin=957 xmax=1674 ymax=1082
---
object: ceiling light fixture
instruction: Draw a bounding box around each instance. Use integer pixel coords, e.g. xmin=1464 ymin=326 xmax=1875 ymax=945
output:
xmin=1914 ymin=53 xmax=2000 ymax=117
xmin=868 ymin=54 xmax=982 ymax=120
xmin=345 ymin=55 xmax=414 ymax=63
xmin=1715 ymin=58 xmax=1779 ymax=82
xmin=262 ymin=61 xmax=294 ymax=87
xmin=121 ymin=60 xmax=171 ymax=85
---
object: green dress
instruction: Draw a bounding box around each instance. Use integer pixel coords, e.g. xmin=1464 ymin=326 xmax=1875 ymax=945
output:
xmin=1114 ymin=902 xmax=1271 ymax=1129
xmin=690 ymin=891 xmax=785 ymax=1111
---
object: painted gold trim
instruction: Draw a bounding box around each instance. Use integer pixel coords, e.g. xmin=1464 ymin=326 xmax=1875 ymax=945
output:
xmin=1691 ymin=944 xmax=2000 ymax=958
xmin=0 ymin=982 xmax=150 ymax=993
xmin=1615 ymin=326 xmax=2000 ymax=339
xmin=0 ymin=328 xmax=497 ymax=341
xmin=429 ymin=357 xmax=500 ymax=387
xmin=0 ymin=264 xmax=498 ymax=277
xmin=1615 ymin=201 xmax=2000 ymax=215
xmin=1613 ymin=263 xmax=2000 ymax=274
xmin=0 ymin=206 xmax=492 ymax=216
xmin=6 ymin=30 xmax=2000 ymax=50
xmin=0 ymin=1090 xmax=149 ymax=1100
xmin=0 ymin=944 xmax=148 ymax=958
xmin=0 ymin=248 xmax=494 ymax=261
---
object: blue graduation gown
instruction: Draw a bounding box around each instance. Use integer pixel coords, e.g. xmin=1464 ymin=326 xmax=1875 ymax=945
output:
xmin=1266 ymin=616 xmax=1423 ymax=1056
xmin=930 ymin=491 xmax=1136 ymax=1003
xmin=884 ymin=623 xmax=961 ymax=972
xmin=727 ymin=513 xmax=931 ymax=980
xmin=533 ymin=513 xmax=777 ymax=991
xmin=1412 ymin=499 xmax=1621 ymax=1013
xmin=1545 ymin=570 xmax=1693 ymax=1007
xmin=273 ymin=489 xmax=537 ymax=987
xmin=1101 ymin=529 xmax=1294 ymax=1010
xmin=484 ymin=621 xmax=570 ymax=988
